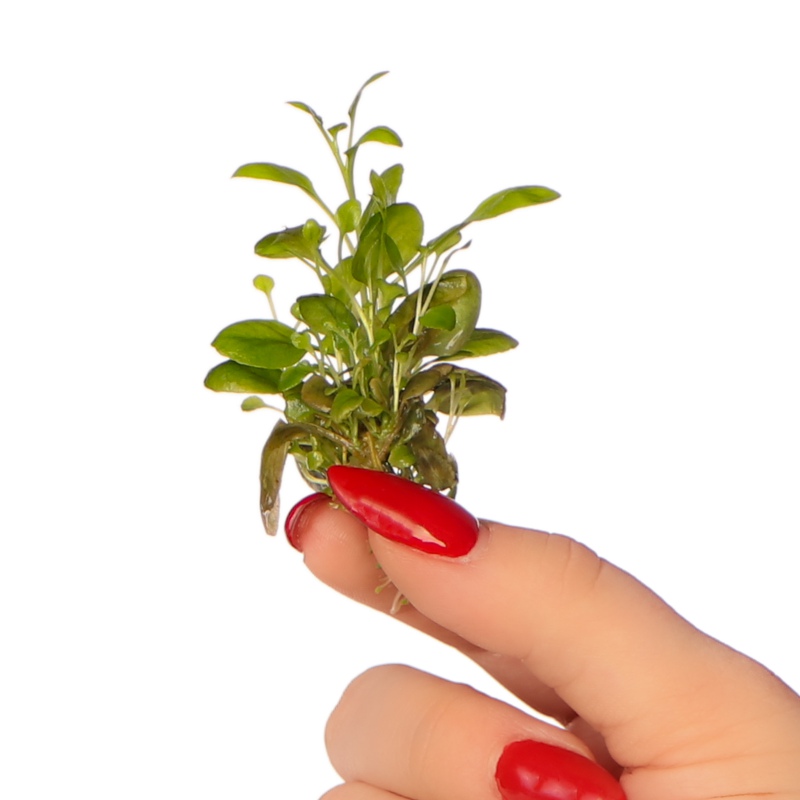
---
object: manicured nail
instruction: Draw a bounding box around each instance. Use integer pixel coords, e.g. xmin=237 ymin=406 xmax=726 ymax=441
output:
xmin=495 ymin=740 xmax=626 ymax=800
xmin=284 ymin=493 xmax=329 ymax=552
xmin=326 ymin=466 xmax=479 ymax=557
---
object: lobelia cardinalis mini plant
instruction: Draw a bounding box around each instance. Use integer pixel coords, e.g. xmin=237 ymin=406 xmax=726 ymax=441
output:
xmin=205 ymin=72 xmax=559 ymax=536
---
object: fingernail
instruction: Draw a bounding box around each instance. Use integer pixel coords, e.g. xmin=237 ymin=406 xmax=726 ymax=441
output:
xmin=495 ymin=740 xmax=626 ymax=800
xmin=284 ymin=493 xmax=329 ymax=552
xmin=326 ymin=466 xmax=479 ymax=557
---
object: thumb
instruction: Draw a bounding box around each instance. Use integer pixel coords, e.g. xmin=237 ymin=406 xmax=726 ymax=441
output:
xmin=325 ymin=466 xmax=800 ymax=792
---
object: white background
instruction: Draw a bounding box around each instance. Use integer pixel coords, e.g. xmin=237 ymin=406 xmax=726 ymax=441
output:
xmin=2 ymin=2 xmax=798 ymax=797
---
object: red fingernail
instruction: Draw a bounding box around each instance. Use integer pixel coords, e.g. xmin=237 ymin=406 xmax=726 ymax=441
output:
xmin=284 ymin=493 xmax=329 ymax=552
xmin=496 ymin=740 xmax=626 ymax=800
xmin=326 ymin=466 xmax=478 ymax=557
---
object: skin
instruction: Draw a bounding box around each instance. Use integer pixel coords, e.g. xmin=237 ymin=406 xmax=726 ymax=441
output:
xmin=289 ymin=499 xmax=800 ymax=800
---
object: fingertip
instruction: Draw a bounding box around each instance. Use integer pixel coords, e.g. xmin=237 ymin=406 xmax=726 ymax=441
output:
xmin=286 ymin=494 xmax=386 ymax=605
xmin=284 ymin=492 xmax=331 ymax=552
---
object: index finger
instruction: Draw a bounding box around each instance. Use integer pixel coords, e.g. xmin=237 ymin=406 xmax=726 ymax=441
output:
xmin=291 ymin=493 xmax=576 ymax=725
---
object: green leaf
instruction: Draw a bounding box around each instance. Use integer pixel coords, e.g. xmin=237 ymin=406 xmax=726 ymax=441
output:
xmin=331 ymin=388 xmax=363 ymax=422
xmin=428 ymin=369 xmax=507 ymax=418
xmin=368 ymin=170 xmax=390 ymax=209
xmin=278 ymin=363 xmax=315 ymax=391
xmin=253 ymin=274 xmax=275 ymax=295
xmin=358 ymin=165 xmax=403 ymax=228
xmin=286 ymin=101 xmax=323 ymax=127
xmin=369 ymin=376 xmax=390 ymax=407
xmin=388 ymin=443 xmax=415 ymax=469
xmin=204 ymin=360 xmax=282 ymax=394
xmin=301 ymin=375 xmax=334 ymax=412
xmin=349 ymin=125 xmax=403 ymax=152
xmin=306 ymin=450 xmax=326 ymax=471
xmin=406 ymin=418 xmax=457 ymax=492
xmin=303 ymin=218 xmax=324 ymax=243
xmin=360 ymin=397 xmax=384 ymax=417
xmin=387 ymin=272 xmax=466 ymax=340
xmin=233 ymin=162 xmax=323 ymax=205
xmin=260 ymin=420 xmax=314 ymax=535
xmin=448 ymin=328 xmax=519 ymax=360
xmin=283 ymin=384 xmax=316 ymax=423
xmin=290 ymin=330 xmax=314 ymax=353
xmin=385 ymin=203 xmax=423 ymax=265
xmin=241 ymin=396 xmax=269 ymax=411
xmin=212 ymin=320 xmax=305 ymax=369
xmin=380 ymin=164 xmax=404 ymax=203
xmin=420 ymin=305 xmax=456 ymax=331
xmin=382 ymin=233 xmax=405 ymax=275
xmin=389 ymin=270 xmax=481 ymax=358
xmin=348 ymin=71 xmax=389 ymax=123
xmin=295 ymin=294 xmax=358 ymax=335
xmin=400 ymin=364 xmax=454 ymax=402
xmin=328 ymin=122 xmax=348 ymax=137
xmin=351 ymin=213 xmax=382 ymax=283
xmin=423 ymin=186 xmax=558 ymax=257
xmin=375 ymin=278 xmax=406 ymax=310
xmin=254 ymin=224 xmax=325 ymax=261
xmin=326 ymin=257 xmax=362 ymax=303
xmin=374 ymin=327 xmax=392 ymax=346
xmin=466 ymin=186 xmax=561 ymax=223
xmin=335 ymin=199 xmax=362 ymax=233
xmin=426 ymin=226 xmax=463 ymax=255
xmin=418 ymin=270 xmax=482 ymax=357
xmin=351 ymin=204 xmax=421 ymax=284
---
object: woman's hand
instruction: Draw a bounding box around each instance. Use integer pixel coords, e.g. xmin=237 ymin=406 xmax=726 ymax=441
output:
xmin=285 ymin=468 xmax=800 ymax=800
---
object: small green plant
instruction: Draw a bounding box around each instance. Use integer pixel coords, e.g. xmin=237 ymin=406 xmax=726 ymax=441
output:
xmin=205 ymin=73 xmax=559 ymax=534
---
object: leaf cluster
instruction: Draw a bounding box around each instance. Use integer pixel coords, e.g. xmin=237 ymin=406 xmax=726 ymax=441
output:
xmin=205 ymin=73 xmax=559 ymax=533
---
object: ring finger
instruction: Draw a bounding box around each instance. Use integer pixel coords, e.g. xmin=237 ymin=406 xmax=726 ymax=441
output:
xmin=325 ymin=664 xmax=625 ymax=800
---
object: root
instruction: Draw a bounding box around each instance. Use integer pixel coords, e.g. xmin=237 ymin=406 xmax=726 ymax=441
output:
xmin=374 ymin=575 xmax=410 ymax=615
xmin=389 ymin=588 xmax=409 ymax=616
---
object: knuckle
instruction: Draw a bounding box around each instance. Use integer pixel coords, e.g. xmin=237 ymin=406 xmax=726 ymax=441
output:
xmin=407 ymin=681 xmax=471 ymax=774
xmin=324 ymin=664 xmax=412 ymax=760
xmin=543 ymin=532 xmax=607 ymax=604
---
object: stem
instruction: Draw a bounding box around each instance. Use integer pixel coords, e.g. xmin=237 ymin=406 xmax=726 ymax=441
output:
xmin=302 ymin=422 xmax=359 ymax=454
xmin=416 ymin=240 xmax=468 ymax=325
xmin=412 ymin=251 xmax=429 ymax=336
xmin=306 ymin=112 xmax=355 ymax=204
xmin=325 ymin=345 xmax=343 ymax=387
xmin=266 ymin=291 xmax=278 ymax=321
xmin=344 ymin=151 xmax=358 ymax=201
xmin=416 ymin=253 xmax=446 ymax=324
xmin=251 ymin=401 xmax=284 ymax=414
xmin=308 ymin=338 xmax=330 ymax=384
xmin=375 ymin=411 xmax=407 ymax=463
xmin=391 ymin=337 xmax=401 ymax=413
xmin=444 ymin=406 xmax=460 ymax=444
xmin=443 ymin=373 xmax=466 ymax=444
xmin=331 ymin=139 xmax=357 ymax=202
xmin=314 ymin=255 xmax=375 ymax=346
xmin=365 ymin=430 xmax=381 ymax=469
xmin=389 ymin=589 xmax=408 ymax=616
xmin=297 ymin=255 xmax=325 ymax=285
xmin=311 ymin=195 xmax=340 ymax=229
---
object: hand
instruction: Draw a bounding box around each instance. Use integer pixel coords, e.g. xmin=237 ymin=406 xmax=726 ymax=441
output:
xmin=285 ymin=468 xmax=800 ymax=800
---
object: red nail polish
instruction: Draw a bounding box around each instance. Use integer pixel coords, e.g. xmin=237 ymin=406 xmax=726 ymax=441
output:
xmin=327 ymin=466 xmax=479 ymax=557
xmin=495 ymin=740 xmax=626 ymax=800
xmin=284 ymin=493 xmax=329 ymax=552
